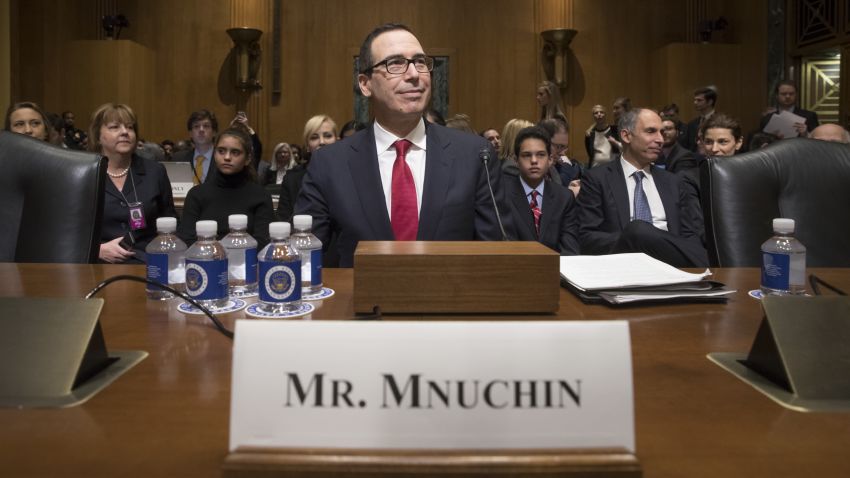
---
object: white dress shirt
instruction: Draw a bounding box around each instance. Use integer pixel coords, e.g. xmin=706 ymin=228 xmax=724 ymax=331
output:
xmin=620 ymin=157 xmax=668 ymax=231
xmin=374 ymin=119 xmax=427 ymax=220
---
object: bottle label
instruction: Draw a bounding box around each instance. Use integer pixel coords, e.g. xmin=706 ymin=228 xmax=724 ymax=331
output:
xmin=185 ymin=259 xmax=229 ymax=300
xmin=259 ymin=260 xmax=301 ymax=303
xmin=146 ymin=253 xmax=168 ymax=292
xmin=245 ymin=248 xmax=258 ymax=285
xmin=311 ymin=249 xmax=322 ymax=286
xmin=762 ymin=252 xmax=790 ymax=290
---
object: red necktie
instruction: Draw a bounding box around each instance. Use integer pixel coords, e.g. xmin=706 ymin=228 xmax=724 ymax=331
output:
xmin=530 ymin=190 xmax=541 ymax=236
xmin=391 ymin=139 xmax=418 ymax=241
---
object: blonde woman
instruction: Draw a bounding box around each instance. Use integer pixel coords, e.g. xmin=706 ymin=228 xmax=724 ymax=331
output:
xmin=262 ymin=142 xmax=296 ymax=186
xmin=276 ymin=114 xmax=338 ymax=221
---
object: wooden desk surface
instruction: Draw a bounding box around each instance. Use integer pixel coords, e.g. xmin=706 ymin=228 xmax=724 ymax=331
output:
xmin=1 ymin=264 xmax=849 ymax=477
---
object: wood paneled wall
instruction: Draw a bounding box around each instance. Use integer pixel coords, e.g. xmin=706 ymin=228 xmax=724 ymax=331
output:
xmin=11 ymin=0 xmax=768 ymax=162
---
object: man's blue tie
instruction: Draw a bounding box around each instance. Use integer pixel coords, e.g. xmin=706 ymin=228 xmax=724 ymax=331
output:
xmin=633 ymin=171 xmax=653 ymax=223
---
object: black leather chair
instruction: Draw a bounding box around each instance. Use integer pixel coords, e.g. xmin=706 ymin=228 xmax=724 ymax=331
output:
xmin=0 ymin=131 xmax=107 ymax=263
xmin=700 ymin=138 xmax=850 ymax=267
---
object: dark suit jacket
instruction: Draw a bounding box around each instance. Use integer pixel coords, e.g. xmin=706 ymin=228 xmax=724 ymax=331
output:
xmin=171 ymin=149 xmax=216 ymax=184
xmin=101 ymin=154 xmax=177 ymax=263
xmin=682 ymin=116 xmax=702 ymax=152
xmin=294 ymin=123 xmax=512 ymax=267
xmin=657 ymin=143 xmax=698 ymax=174
xmin=759 ymin=107 xmax=820 ymax=135
xmin=504 ymin=173 xmax=579 ymax=255
xmin=276 ymin=164 xmax=308 ymax=222
xmin=577 ymin=158 xmax=705 ymax=259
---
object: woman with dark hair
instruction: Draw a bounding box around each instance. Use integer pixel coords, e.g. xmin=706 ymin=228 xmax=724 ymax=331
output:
xmin=537 ymin=81 xmax=567 ymax=122
xmin=699 ymin=114 xmax=743 ymax=157
xmin=89 ymin=103 xmax=176 ymax=263
xmin=4 ymin=101 xmax=51 ymax=141
xmin=177 ymin=128 xmax=274 ymax=247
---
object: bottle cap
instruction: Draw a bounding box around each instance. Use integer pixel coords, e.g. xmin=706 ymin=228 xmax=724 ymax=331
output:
xmin=196 ymin=220 xmax=218 ymax=237
xmin=293 ymin=215 xmax=312 ymax=230
xmin=773 ymin=218 xmax=795 ymax=234
xmin=269 ymin=222 xmax=291 ymax=239
xmin=228 ymin=214 xmax=248 ymax=229
xmin=156 ymin=217 xmax=177 ymax=233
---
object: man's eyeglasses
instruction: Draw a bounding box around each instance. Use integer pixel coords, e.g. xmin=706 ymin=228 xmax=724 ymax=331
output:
xmin=365 ymin=56 xmax=434 ymax=75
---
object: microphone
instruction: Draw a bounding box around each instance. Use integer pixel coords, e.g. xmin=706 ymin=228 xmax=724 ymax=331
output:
xmin=479 ymin=148 xmax=508 ymax=241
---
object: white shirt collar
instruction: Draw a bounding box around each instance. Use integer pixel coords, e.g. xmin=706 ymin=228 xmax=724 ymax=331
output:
xmin=519 ymin=177 xmax=545 ymax=197
xmin=374 ymin=118 xmax=427 ymax=154
xmin=620 ymin=155 xmax=651 ymax=178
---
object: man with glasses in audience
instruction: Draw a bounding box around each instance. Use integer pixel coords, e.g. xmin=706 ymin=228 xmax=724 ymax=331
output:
xmin=296 ymin=23 xmax=512 ymax=267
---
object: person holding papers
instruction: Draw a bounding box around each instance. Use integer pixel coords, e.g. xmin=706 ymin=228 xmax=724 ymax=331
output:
xmin=577 ymin=108 xmax=708 ymax=268
xmin=759 ymin=80 xmax=819 ymax=138
xmin=504 ymin=126 xmax=579 ymax=255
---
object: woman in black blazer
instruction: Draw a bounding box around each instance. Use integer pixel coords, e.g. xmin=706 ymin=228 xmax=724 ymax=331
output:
xmin=89 ymin=103 xmax=176 ymax=263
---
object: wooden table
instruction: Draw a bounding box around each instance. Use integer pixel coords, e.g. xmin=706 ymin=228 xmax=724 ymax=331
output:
xmin=1 ymin=264 xmax=849 ymax=477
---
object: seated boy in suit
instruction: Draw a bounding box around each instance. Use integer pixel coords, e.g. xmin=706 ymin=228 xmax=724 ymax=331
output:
xmin=503 ymin=126 xmax=579 ymax=255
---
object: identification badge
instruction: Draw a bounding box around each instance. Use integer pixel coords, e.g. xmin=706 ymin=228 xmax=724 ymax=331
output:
xmin=128 ymin=202 xmax=146 ymax=230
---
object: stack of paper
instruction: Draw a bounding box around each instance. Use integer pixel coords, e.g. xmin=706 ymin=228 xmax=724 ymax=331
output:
xmin=559 ymin=253 xmax=736 ymax=305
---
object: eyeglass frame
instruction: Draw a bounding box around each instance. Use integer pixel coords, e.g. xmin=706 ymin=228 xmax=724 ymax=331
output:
xmin=362 ymin=55 xmax=435 ymax=76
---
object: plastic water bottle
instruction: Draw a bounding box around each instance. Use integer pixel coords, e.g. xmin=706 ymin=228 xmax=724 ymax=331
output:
xmin=258 ymin=222 xmax=302 ymax=313
xmin=291 ymin=214 xmax=323 ymax=295
xmin=761 ymin=218 xmax=807 ymax=296
xmin=145 ymin=217 xmax=187 ymax=300
xmin=221 ymin=214 xmax=258 ymax=296
xmin=185 ymin=220 xmax=229 ymax=308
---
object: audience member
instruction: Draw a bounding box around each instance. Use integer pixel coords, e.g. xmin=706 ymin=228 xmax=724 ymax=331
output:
xmin=539 ymin=117 xmax=581 ymax=194
xmin=537 ymin=80 xmax=567 ymax=122
xmin=173 ymin=139 xmax=193 ymax=155
xmin=46 ymin=112 xmax=66 ymax=147
xmin=660 ymin=103 xmax=687 ymax=141
xmin=577 ymin=108 xmax=707 ymax=267
xmin=276 ymin=114 xmax=338 ymax=221
xmin=425 ymin=108 xmax=446 ymax=126
xmin=295 ymin=23 xmax=511 ymax=267
xmin=263 ymin=142 xmax=296 ymax=186
xmin=4 ymin=101 xmax=50 ymax=141
xmin=810 ymin=123 xmax=850 ymax=144
xmin=503 ymin=126 xmax=579 ymax=254
xmin=760 ymin=80 xmax=819 ymax=137
xmin=62 ymin=110 xmax=87 ymax=149
xmin=445 ymin=113 xmax=475 ymax=134
xmin=700 ymin=114 xmax=743 ymax=157
xmin=229 ymin=111 xmax=263 ymax=171
xmin=748 ymin=132 xmax=779 ymax=150
xmin=160 ymin=139 xmax=175 ymax=160
xmin=683 ymin=86 xmax=717 ymax=152
xmin=657 ymin=118 xmax=697 ymax=173
xmin=290 ymin=144 xmax=304 ymax=164
xmin=499 ymin=118 xmax=534 ymax=167
xmin=171 ymin=109 xmax=219 ymax=184
xmin=481 ymin=127 xmax=501 ymax=155
xmin=584 ymin=104 xmax=619 ymax=168
xmin=609 ymin=97 xmax=631 ymax=151
xmin=340 ymin=120 xmax=367 ymax=139
xmin=177 ymin=128 xmax=273 ymax=248
xmin=89 ymin=103 xmax=176 ymax=264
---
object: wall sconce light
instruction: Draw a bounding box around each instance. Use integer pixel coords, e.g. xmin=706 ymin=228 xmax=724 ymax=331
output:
xmin=540 ymin=29 xmax=577 ymax=89
xmin=227 ymin=27 xmax=263 ymax=91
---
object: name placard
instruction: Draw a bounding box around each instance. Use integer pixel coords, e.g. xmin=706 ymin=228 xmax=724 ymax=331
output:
xmin=229 ymin=321 xmax=634 ymax=452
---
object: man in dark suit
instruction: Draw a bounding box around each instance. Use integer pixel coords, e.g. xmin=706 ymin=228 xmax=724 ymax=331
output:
xmin=577 ymin=108 xmax=708 ymax=268
xmin=504 ymin=126 xmax=578 ymax=255
xmin=171 ymin=109 xmax=218 ymax=184
xmin=682 ymin=86 xmax=717 ymax=152
xmin=295 ymin=24 xmax=511 ymax=267
xmin=759 ymin=80 xmax=820 ymax=137
xmin=657 ymin=118 xmax=697 ymax=174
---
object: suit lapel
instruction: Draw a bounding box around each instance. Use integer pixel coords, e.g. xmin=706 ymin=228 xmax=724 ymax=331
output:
xmin=653 ymin=167 xmax=680 ymax=234
xmin=539 ymin=181 xmax=564 ymax=241
xmin=607 ymin=160 xmax=630 ymax=228
xmin=347 ymin=128 xmax=394 ymax=239
xmin=507 ymin=176 xmax=537 ymax=238
xmin=417 ymin=124 xmax=452 ymax=240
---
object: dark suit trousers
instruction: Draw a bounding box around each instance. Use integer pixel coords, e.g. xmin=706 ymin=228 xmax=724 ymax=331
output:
xmin=613 ymin=220 xmax=708 ymax=268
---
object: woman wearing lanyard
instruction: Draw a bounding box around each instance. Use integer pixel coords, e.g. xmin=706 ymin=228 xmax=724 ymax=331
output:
xmin=89 ymin=103 xmax=176 ymax=263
